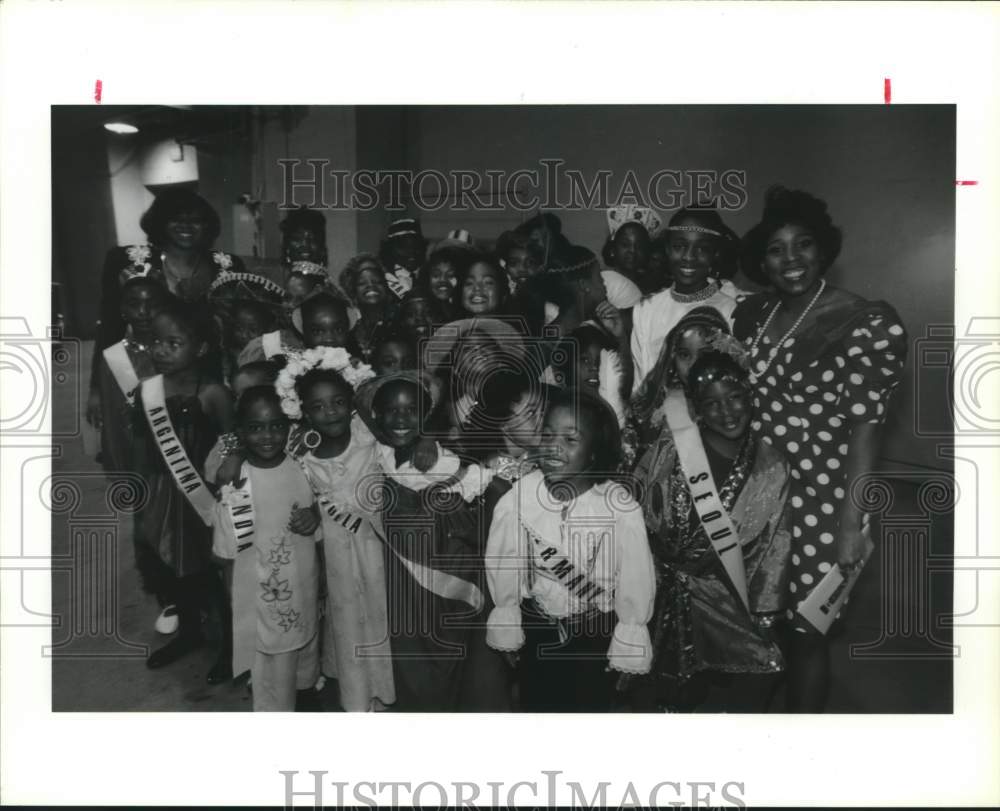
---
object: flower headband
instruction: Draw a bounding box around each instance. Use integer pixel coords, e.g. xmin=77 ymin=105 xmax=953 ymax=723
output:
xmin=274 ymin=346 xmax=376 ymax=419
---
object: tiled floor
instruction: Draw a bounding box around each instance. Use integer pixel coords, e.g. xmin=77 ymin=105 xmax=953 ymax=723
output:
xmin=50 ymin=341 xmax=953 ymax=712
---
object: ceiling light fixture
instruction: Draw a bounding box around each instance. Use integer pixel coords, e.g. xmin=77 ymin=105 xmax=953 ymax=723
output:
xmin=104 ymin=122 xmax=139 ymax=134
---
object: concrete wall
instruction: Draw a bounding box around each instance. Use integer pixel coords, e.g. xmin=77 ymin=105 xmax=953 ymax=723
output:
xmin=399 ymin=104 xmax=955 ymax=470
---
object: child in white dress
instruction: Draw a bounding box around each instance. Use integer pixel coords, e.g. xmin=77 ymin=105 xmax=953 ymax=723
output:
xmin=293 ymin=365 xmax=396 ymax=712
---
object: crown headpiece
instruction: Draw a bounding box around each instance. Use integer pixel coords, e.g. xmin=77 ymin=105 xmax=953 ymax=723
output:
xmin=606 ymin=204 xmax=662 ymax=238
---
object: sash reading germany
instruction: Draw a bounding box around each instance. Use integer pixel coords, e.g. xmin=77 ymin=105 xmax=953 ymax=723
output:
xmin=664 ymin=389 xmax=750 ymax=612
xmin=140 ymin=375 xmax=216 ymax=527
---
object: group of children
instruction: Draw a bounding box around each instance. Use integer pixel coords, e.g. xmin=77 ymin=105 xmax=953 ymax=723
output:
xmin=89 ymin=192 xmax=887 ymax=713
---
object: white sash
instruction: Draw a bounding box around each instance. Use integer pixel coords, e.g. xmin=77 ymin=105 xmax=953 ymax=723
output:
xmin=262 ymin=330 xmax=284 ymax=359
xmin=665 ymin=390 xmax=750 ymax=612
xmin=525 ymin=524 xmax=608 ymax=606
xmin=140 ymin=375 xmax=216 ymax=527
xmin=316 ymin=489 xmax=484 ymax=612
xmin=228 ymin=465 xmax=258 ymax=677
xmin=103 ymin=341 xmax=140 ymax=404
xmin=213 ymin=464 xmax=256 ymax=560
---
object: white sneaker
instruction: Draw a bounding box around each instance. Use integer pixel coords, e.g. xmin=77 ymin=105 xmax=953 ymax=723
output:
xmin=154 ymin=605 xmax=179 ymax=635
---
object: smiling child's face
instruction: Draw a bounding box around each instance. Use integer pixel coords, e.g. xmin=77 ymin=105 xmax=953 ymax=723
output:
xmin=375 ymin=381 xmax=423 ymax=448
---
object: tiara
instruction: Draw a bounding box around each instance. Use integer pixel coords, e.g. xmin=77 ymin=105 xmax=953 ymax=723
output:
xmin=607 ymin=204 xmax=662 ymax=237
xmin=688 ymin=367 xmax=749 ymax=393
xmin=274 ymin=346 xmax=376 ymax=420
xmin=289 ymin=260 xmax=328 ymax=279
xmin=664 ymin=224 xmax=723 ymax=237
xmin=208 ymin=270 xmax=285 ymax=298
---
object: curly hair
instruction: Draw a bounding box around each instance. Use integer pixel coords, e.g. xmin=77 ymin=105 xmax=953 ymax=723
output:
xmin=139 ymin=189 xmax=221 ymax=248
xmin=740 ymin=186 xmax=843 ymax=286
xmin=339 ymin=253 xmax=388 ymax=303
xmin=495 ymin=230 xmax=544 ymax=265
xmin=454 ymin=251 xmax=510 ymax=315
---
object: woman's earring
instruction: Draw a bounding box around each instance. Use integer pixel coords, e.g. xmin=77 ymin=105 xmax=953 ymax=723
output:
xmin=303 ymin=429 xmax=322 ymax=450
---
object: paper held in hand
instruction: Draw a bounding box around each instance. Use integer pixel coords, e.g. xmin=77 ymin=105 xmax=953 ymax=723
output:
xmin=797 ymin=519 xmax=875 ymax=635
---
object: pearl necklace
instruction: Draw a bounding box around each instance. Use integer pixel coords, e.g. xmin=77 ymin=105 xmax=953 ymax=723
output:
xmin=670 ymin=281 xmax=719 ymax=304
xmin=748 ymin=279 xmax=827 ymax=382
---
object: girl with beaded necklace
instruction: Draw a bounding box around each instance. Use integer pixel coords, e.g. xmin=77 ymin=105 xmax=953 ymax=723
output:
xmin=630 ymin=208 xmax=739 ymax=394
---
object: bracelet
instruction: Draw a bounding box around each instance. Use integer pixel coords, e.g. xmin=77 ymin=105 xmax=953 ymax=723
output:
xmin=218 ymin=432 xmax=242 ymax=459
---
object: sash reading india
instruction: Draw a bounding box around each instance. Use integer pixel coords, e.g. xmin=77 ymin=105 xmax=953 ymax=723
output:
xmin=664 ymin=389 xmax=750 ymax=612
xmin=141 ymin=375 xmax=216 ymax=527
xmin=315 ymin=490 xmax=484 ymax=612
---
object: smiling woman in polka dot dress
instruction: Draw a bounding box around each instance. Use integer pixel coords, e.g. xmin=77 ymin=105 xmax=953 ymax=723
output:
xmin=732 ymin=186 xmax=907 ymax=712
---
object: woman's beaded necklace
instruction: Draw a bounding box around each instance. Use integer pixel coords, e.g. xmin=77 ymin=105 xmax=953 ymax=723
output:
xmin=670 ymin=280 xmax=719 ymax=304
xmin=748 ymin=278 xmax=827 ymax=383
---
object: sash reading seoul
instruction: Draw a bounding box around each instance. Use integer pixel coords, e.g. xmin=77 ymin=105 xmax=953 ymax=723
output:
xmin=664 ymin=389 xmax=750 ymax=612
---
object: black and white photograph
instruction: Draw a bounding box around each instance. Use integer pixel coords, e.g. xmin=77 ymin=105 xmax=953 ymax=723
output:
xmin=2 ymin=2 xmax=998 ymax=808
xmin=47 ymin=103 xmax=956 ymax=716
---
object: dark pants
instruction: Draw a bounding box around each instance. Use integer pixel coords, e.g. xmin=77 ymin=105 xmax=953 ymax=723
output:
xmin=517 ymin=601 xmax=617 ymax=712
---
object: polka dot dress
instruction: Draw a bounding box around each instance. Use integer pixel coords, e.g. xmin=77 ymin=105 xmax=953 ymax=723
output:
xmin=740 ymin=298 xmax=907 ymax=631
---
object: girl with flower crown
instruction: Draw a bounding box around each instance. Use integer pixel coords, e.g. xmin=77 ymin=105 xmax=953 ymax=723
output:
xmin=625 ymin=349 xmax=793 ymax=712
xmin=274 ymin=346 xmax=397 ymax=711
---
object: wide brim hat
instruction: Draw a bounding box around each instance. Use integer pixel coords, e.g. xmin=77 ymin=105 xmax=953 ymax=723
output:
xmin=207 ymin=270 xmax=286 ymax=303
xmin=419 ymin=316 xmax=538 ymax=375
xmin=353 ymin=370 xmax=443 ymax=443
